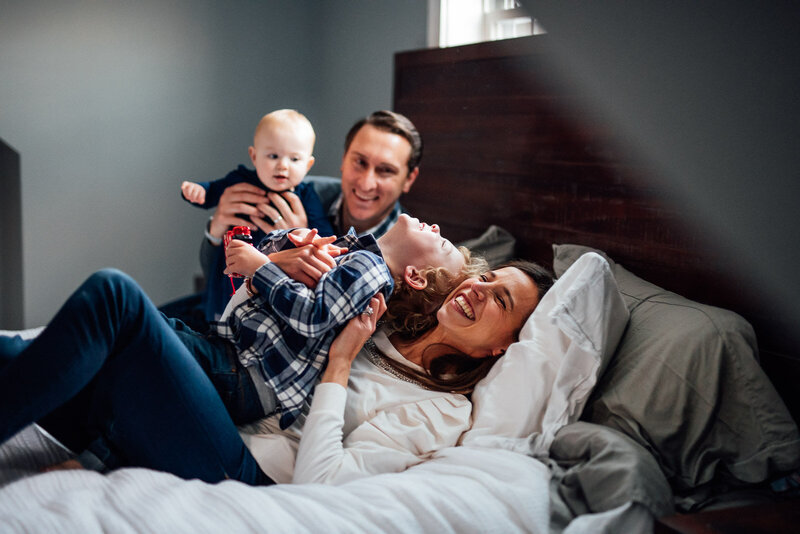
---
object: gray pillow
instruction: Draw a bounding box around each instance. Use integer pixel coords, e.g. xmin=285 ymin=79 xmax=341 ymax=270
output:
xmin=552 ymin=244 xmax=800 ymax=498
xmin=457 ymin=225 xmax=516 ymax=267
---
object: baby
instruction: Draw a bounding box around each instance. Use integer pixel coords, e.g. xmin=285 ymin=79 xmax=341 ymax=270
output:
xmin=181 ymin=109 xmax=334 ymax=235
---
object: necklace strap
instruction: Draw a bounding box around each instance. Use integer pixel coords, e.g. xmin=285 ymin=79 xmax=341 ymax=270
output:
xmin=363 ymin=338 xmax=426 ymax=388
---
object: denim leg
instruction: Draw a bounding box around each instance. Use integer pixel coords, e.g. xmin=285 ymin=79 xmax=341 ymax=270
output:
xmin=0 ymin=269 xmax=272 ymax=485
xmin=0 ymin=334 xmax=33 ymax=370
xmin=166 ymin=317 xmax=267 ymax=425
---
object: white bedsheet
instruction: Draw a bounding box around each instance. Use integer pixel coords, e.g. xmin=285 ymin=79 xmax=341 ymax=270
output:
xmin=0 ymin=307 xmax=653 ymax=534
xmin=0 ymin=426 xmax=550 ymax=534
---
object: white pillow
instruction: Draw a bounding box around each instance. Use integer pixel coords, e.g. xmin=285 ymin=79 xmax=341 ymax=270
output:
xmin=460 ymin=252 xmax=629 ymax=456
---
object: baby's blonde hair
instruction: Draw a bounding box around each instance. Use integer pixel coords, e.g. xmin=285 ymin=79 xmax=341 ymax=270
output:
xmin=255 ymin=109 xmax=316 ymax=151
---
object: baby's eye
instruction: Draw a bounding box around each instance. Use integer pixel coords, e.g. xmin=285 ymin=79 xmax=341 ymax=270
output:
xmin=267 ymin=153 xmax=278 ymax=160
xmin=291 ymin=156 xmax=301 ymax=162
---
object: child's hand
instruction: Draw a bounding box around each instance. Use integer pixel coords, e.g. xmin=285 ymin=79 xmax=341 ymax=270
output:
xmin=287 ymin=229 xmax=348 ymax=258
xmin=181 ymin=181 xmax=206 ymax=204
xmin=224 ymin=240 xmax=269 ymax=278
xmin=268 ymin=244 xmax=338 ymax=288
xmin=323 ymin=293 xmax=387 ymax=386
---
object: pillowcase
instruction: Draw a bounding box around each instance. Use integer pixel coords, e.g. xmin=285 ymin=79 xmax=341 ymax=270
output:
xmin=456 ymin=225 xmax=516 ymax=268
xmin=461 ymin=252 xmax=629 ymax=456
xmin=552 ymin=244 xmax=800 ymax=498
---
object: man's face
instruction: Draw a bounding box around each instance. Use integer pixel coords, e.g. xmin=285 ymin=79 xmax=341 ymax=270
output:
xmin=340 ymin=124 xmax=418 ymax=233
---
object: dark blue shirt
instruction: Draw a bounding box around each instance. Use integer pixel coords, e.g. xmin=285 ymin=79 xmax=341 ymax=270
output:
xmin=185 ymin=165 xmax=335 ymax=321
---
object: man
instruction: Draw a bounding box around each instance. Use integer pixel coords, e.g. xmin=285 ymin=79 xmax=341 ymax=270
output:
xmin=161 ymin=110 xmax=423 ymax=330
xmin=204 ymin=110 xmax=421 ymax=240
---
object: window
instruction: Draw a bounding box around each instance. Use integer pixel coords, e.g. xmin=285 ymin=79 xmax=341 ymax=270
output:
xmin=429 ymin=0 xmax=545 ymax=48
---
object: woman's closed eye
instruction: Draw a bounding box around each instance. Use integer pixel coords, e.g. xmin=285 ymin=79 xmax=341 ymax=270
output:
xmin=480 ymin=273 xmax=509 ymax=310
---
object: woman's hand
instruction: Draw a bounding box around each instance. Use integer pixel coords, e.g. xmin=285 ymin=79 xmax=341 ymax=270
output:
xmin=208 ymin=183 xmax=268 ymax=241
xmin=323 ymin=294 xmax=387 ymax=387
xmin=267 ymin=244 xmax=340 ymax=288
xmin=255 ymin=191 xmax=310 ymax=233
xmin=224 ymin=240 xmax=269 ymax=278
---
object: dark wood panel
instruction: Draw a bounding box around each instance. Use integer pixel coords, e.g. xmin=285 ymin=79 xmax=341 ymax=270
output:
xmin=393 ymin=35 xmax=800 ymax=422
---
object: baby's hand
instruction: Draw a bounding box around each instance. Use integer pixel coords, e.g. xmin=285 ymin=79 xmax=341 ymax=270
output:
xmin=181 ymin=181 xmax=206 ymax=204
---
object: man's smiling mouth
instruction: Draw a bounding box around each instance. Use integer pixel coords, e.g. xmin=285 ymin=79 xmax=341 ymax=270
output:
xmin=353 ymin=191 xmax=378 ymax=201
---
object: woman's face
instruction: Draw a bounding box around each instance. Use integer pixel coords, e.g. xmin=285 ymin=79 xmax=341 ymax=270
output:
xmin=436 ymin=267 xmax=540 ymax=358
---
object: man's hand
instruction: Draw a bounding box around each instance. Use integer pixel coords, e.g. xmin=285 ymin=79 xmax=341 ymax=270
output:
xmin=254 ymin=191 xmax=310 ymax=233
xmin=224 ymin=240 xmax=270 ymax=278
xmin=323 ymin=294 xmax=387 ymax=386
xmin=208 ymin=183 xmax=268 ymax=242
xmin=181 ymin=181 xmax=207 ymax=204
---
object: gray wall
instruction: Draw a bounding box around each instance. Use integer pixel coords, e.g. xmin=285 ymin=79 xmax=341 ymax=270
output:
xmin=0 ymin=0 xmax=427 ymax=328
xmin=310 ymin=0 xmax=429 ymax=176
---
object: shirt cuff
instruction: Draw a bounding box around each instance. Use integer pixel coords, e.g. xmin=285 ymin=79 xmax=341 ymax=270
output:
xmin=204 ymin=216 xmax=223 ymax=246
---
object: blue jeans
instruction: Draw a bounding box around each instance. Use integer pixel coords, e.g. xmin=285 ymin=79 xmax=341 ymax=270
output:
xmin=0 ymin=269 xmax=273 ymax=485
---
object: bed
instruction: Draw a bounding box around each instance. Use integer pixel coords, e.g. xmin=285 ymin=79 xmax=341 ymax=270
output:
xmin=392 ymin=34 xmax=800 ymax=529
xmin=2 ymin=34 xmax=799 ymax=533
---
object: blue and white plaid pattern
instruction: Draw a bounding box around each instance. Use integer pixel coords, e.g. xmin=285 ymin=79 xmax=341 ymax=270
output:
xmin=213 ymin=229 xmax=393 ymax=429
xmin=328 ymin=194 xmax=403 ymax=238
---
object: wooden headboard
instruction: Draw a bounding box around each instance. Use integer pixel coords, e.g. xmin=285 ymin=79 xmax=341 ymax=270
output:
xmin=393 ymin=35 xmax=800 ymax=421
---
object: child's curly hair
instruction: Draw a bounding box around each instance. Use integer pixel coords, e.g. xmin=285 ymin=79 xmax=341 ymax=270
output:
xmin=382 ymin=246 xmax=488 ymax=341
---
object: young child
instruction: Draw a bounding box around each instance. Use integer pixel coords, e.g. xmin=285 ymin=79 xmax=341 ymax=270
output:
xmin=0 ymin=215 xmax=486 ymax=476
xmin=214 ymin=213 xmax=485 ymax=429
xmin=176 ymin=109 xmax=336 ymax=328
xmin=180 ymin=109 xmax=334 ymax=236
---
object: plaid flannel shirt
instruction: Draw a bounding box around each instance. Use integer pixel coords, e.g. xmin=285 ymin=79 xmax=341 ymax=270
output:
xmin=213 ymin=229 xmax=394 ymax=429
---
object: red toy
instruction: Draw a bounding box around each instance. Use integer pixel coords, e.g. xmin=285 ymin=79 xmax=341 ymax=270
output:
xmin=223 ymin=226 xmax=254 ymax=293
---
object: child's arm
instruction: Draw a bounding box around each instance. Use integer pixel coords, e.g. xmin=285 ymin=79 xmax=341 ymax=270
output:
xmin=225 ymin=238 xmax=342 ymax=290
xmin=249 ymin=250 xmax=393 ymax=338
xmin=181 ymin=181 xmax=207 ymax=205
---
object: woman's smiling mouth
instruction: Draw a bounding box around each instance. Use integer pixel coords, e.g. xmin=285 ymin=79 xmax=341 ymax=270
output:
xmin=454 ymin=294 xmax=475 ymax=320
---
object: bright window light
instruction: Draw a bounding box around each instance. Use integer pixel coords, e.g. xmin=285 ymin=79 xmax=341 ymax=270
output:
xmin=432 ymin=0 xmax=545 ymax=48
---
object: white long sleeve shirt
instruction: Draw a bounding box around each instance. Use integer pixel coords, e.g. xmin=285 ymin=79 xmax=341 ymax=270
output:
xmin=239 ymin=329 xmax=472 ymax=485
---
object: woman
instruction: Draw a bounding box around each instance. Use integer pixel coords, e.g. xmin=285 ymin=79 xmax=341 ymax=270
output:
xmin=271 ymin=260 xmax=555 ymax=485
xmin=0 ymin=258 xmax=552 ymax=486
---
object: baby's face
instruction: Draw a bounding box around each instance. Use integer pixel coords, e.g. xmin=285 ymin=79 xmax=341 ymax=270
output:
xmin=249 ymin=123 xmax=315 ymax=192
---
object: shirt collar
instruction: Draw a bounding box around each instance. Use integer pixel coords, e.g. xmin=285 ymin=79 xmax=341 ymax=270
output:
xmin=329 ymin=193 xmax=403 ymax=239
xmin=334 ymin=227 xmax=382 ymax=257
